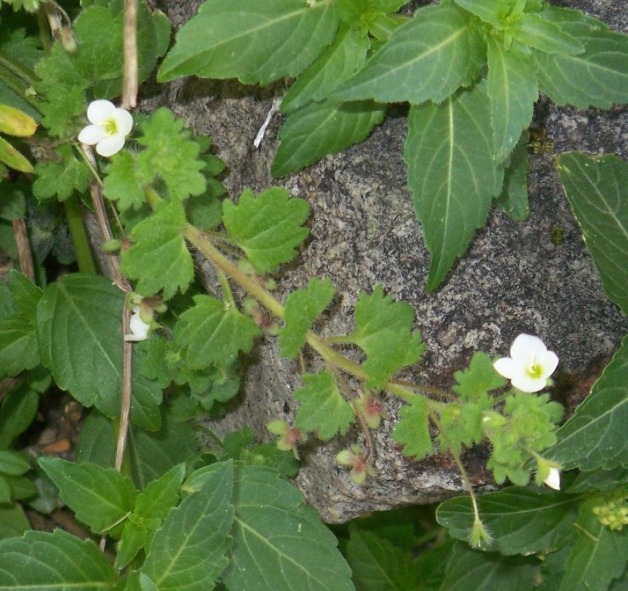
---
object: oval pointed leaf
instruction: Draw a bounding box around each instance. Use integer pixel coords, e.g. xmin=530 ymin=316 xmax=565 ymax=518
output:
xmin=403 ymin=84 xmax=504 ymax=290
xmin=158 ymin=0 xmax=339 ymax=84
xmin=333 ymin=3 xmax=485 ymax=104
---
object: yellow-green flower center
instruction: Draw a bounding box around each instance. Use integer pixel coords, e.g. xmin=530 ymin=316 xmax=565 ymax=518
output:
xmin=526 ymin=358 xmax=544 ymax=379
xmin=103 ymin=118 xmax=118 ymax=136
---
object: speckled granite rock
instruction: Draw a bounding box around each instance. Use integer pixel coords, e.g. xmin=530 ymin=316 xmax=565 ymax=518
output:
xmin=145 ymin=0 xmax=627 ymax=522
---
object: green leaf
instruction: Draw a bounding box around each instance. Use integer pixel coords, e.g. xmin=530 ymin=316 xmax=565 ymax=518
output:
xmin=452 ymin=0 xmax=506 ymax=29
xmin=532 ymin=12 xmax=628 ymax=108
xmin=39 ymin=85 xmax=86 ymax=138
xmin=439 ymin=541 xmax=539 ymax=591
xmin=103 ymin=151 xmax=146 ymax=210
xmin=550 ymin=336 xmax=628 ymax=471
xmin=134 ymin=463 xmax=185 ymax=523
xmin=141 ymin=462 xmax=234 ymax=591
xmin=349 ymin=286 xmax=424 ymax=388
xmin=281 ymin=24 xmax=369 ymax=113
xmin=175 ymin=294 xmax=261 ymax=370
xmin=0 ymin=386 xmax=39 ymax=449
xmin=39 ymin=457 xmax=137 ymax=534
xmin=272 ymin=99 xmax=386 ymax=177
xmin=0 ymin=529 xmax=116 ymax=588
xmin=37 ymin=274 xmax=162 ymax=429
xmin=453 ymin=352 xmax=507 ymax=401
xmin=557 ymin=507 xmax=628 ymax=591
xmin=279 ymin=277 xmax=335 ymax=358
xmin=486 ymin=38 xmax=537 ymax=161
xmin=512 ymin=12 xmax=584 ymax=56
xmin=391 ymin=396 xmax=432 ymax=460
xmin=0 ymin=503 xmax=29 ymax=540
xmin=556 ymin=153 xmax=628 ymax=315
xmin=32 ymin=145 xmax=91 ymax=202
xmin=333 ymin=3 xmax=484 ymax=104
xmin=136 ymin=108 xmax=207 ymax=200
xmin=346 ymin=527 xmax=415 ymax=591
xmin=121 ymin=199 xmax=194 ymax=300
xmin=0 ymin=317 xmax=39 ymax=376
xmin=0 ymin=450 xmax=30 ymax=476
xmin=294 ymin=371 xmax=354 ymax=440
xmin=497 ymin=131 xmax=530 ymax=221
xmin=158 ymin=0 xmax=340 ymax=84
xmin=403 ymin=83 xmax=504 ymax=291
xmin=222 ymin=188 xmax=310 ymax=273
xmin=437 ymin=487 xmax=579 ymax=555
xmin=222 ymin=465 xmax=355 ymax=591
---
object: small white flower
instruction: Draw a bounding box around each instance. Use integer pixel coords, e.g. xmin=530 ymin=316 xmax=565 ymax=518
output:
xmin=543 ymin=467 xmax=561 ymax=490
xmin=124 ymin=307 xmax=150 ymax=342
xmin=493 ymin=334 xmax=558 ymax=393
xmin=78 ymin=99 xmax=133 ymax=157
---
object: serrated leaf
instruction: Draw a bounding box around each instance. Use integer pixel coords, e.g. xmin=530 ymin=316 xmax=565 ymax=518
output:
xmin=557 ymin=508 xmax=628 ymax=591
xmin=0 ymin=529 xmax=116 ymax=588
xmin=32 ymin=145 xmax=91 ymax=202
xmin=103 ymin=151 xmax=146 ymax=210
xmin=550 ymin=336 xmax=627 ymax=471
xmin=158 ymin=0 xmax=339 ymax=84
xmin=346 ymin=528 xmax=415 ymax=591
xmin=349 ymin=286 xmax=424 ymax=388
xmin=404 ymin=83 xmax=504 ymax=291
xmin=134 ymin=463 xmax=185 ymax=523
xmin=279 ymin=277 xmax=335 ymax=358
xmin=497 ymin=131 xmax=530 ymax=221
xmin=39 ymin=457 xmax=137 ymax=534
xmin=392 ymin=396 xmax=432 ymax=460
xmin=37 ymin=274 xmax=162 ymax=429
xmin=121 ymin=199 xmax=194 ymax=300
xmin=453 ymin=352 xmax=507 ymax=401
xmin=136 ymin=108 xmax=207 ymax=200
xmin=141 ymin=461 xmax=234 ymax=591
xmin=294 ymin=371 xmax=354 ymax=440
xmin=174 ymin=294 xmax=261 ymax=370
xmin=281 ymin=24 xmax=369 ymax=113
xmin=39 ymin=84 xmax=86 ymax=138
xmin=222 ymin=465 xmax=355 ymax=591
xmin=0 ymin=317 xmax=39 ymax=376
xmin=532 ymin=14 xmax=628 ymax=108
xmin=512 ymin=12 xmax=584 ymax=56
xmin=486 ymin=38 xmax=537 ymax=161
xmin=333 ymin=3 xmax=484 ymax=104
xmin=436 ymin=487 xmax=579 ymax=555
xmin=557 ymin=153 xmax=628 ymax=314
xmin=222 ymin=188 xmax=310 ymax=273
xmin=439 ymin=541 xmax=539 ymax=591
xmin=272 ymin=99 xmax=385 ymax=177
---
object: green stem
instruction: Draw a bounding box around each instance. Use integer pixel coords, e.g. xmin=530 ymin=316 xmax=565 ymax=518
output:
xmin=64 ymin=194 xmax=97 ymax=274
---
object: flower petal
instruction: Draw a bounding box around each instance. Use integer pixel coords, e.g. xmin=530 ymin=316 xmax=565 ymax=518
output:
xmin=96 ymin=135 xmax=125 ymax=157
xmin=493 ymin=357 xmax=518 ymax=380
xmin=512 ymin=374 xmax=545 ymax=393
xmin=510 ymin=334 xmax=547 ymax=360
xmin=78 ymin=124 xmax=105 ymax=145
xmin=114 ymin=108 xmax=133 ymax=135
xmin=538 ymin=351 xmax=559 ymax=378
xmin=543 ymin=467 xmax=560 ymax=490
xmin=86 ymin=99 xmax=116 ymax=124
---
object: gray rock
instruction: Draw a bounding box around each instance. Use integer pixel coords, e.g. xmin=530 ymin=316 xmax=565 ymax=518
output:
xmin=146 ymin=0 xmax=627 ymax=522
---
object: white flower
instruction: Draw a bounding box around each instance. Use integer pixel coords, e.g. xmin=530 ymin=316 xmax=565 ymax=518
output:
xmin=493 ymin=334 xmax=558 ymax=393
xmin=543 ymin=467 xmax=561 ymax=490
xmin=78 ymin=100 xmax=133 ymax=157
xmin=124 ymin=307 xmax=150 ymax=342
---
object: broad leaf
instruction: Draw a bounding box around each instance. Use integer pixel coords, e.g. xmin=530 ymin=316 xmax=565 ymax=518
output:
xmin=37 ymin=274 xmax=162 ymax=429
xmin=279 ymin=277 xmax=335 ymax=359
xmin=533 ymin=11 xmax=628 ymax=108
xmin=121 ymin=199 xmax=195 ymax=300
xmin=486 ymin=38 xmax=538 ymax=161
xmin=333 ymin=3 xmax=484 ymax=104
xmin=404 ymin=83 xmax=504 ymax=290
xmin=392 ymin=396 xmax=432 ymax=460
xmin=550 ymin=336 xmax=627 ymax=471
xmin=497 ymin=131 xmax=530 ymax=221
xmin=222 ymin=188 xmax=310 ymax=273
xmin=141 ymin=462 xmax=234 ymax=591
xmin=436 ymin=487 xmax=579 ymax=555
xmin=346 ymin=528 xmax=415 ymax=591
xmin=439 ymin=542 xmax=539 ymax=591
xmin=272 ymin=99 xmax=385 ymax=177
xmin=557 ymin=153 xmax=628 ymax=315
xmin=512 ymin=12 xmax=584 ymax=56
xmin=294 ymin=371 xmax=354 ymax=440
xmin=158 ymin=0 xmax=339 ymax=84
xmin=222 ymin=465 xmax=355 ymax=591
xmin=174 ymin=294 xmax=261 ymax=370
xmin=0 ymin=529 xmax=116 ymax=588
xmin=39 ymin=457 xmax=137 ymax=534
xmin=0 ymin=317 xmax=39 ymax=376
xmin=453 ymin=0 xmax=506 ymax=28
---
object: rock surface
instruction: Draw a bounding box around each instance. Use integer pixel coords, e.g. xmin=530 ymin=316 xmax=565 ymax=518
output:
xmin=146 ymin=0 xmax=627 ymax=522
